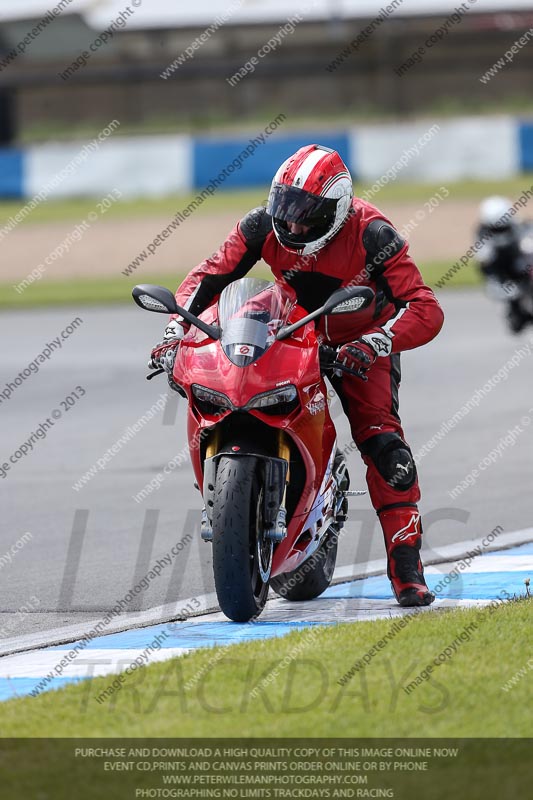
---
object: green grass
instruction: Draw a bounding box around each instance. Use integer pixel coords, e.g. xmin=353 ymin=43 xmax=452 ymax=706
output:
xmin=0 ymin=268 xmax=269 ymax=310
xmin=357 ymin=174 xmax=533 ymax=203
xmin=0 ymin=189 xmax=270 ymax=227
xmin=1 ymin=274 xmax=187 ymax=310
xmin=0 ymin=260 xmax=480 ymax=310
xmin=0 ymin=598 xmax=529 ymax=738
xmin=14 ymin=100 xmax=533 ymax=143
xmin=2 ymin=175 xmax=533 ymax=227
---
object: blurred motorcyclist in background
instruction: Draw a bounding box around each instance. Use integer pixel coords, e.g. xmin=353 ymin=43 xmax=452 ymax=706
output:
xmin=476 ymin=196 xmax=533 ymax=333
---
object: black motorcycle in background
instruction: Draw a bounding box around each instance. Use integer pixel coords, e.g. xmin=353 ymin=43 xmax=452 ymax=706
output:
xmin=476 ymin=197 xmax=533 ymax=334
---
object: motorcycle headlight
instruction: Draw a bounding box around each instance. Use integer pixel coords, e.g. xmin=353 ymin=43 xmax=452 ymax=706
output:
xmin=192 ymin=384 xmax=234 ymax=414
xmin=245 ymin=385 xmax=299 ymax=414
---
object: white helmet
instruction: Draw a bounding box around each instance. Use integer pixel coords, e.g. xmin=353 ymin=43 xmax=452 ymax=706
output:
xmin=267 ymin=144 xmax=353 ymax=256
xmin=479 ymin=196 xmax=515 ymax=233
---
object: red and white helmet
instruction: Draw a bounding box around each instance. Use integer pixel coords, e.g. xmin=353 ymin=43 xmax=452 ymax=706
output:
xmin=267 ymin=144 xmax=353 ymax=256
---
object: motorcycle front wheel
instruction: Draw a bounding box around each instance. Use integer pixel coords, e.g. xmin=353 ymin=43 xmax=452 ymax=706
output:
xmin=212 ymin=455 xmax=272 ymax=622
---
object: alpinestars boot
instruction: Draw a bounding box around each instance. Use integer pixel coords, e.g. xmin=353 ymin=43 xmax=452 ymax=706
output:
xmin=379 ymin=506 xmax=435 ymax=607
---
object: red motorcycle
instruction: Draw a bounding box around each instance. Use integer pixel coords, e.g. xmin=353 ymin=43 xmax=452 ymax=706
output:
xmin=133 ymin=277 xmax=374 ymax=621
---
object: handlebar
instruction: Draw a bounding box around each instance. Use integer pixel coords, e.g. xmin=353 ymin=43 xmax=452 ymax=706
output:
xmin=319 ymin=345 xmax=369 ymax=381
xmin=148 ymin=346 xmax=369 ymax=382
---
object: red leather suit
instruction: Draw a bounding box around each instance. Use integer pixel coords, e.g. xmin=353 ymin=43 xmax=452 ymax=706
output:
xmin=174 ymin=197 xmax=444 ymax=513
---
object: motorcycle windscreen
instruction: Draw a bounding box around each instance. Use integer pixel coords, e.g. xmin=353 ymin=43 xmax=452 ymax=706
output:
xmin=219 ymin=278 xmax=294 ymax=366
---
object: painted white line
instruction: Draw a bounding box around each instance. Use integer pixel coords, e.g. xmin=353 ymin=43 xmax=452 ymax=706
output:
xmin=333 ymin=527 xmax=533 ymax=583
xmin=0 ymin=648 xmax=190 ymax=679
xmin=0 ymin=592 xmax=218 ymax=659
xmin=186 ymin=596 xmax=495 ymax=626
xmin=425 ymin=555 xmax=532 ymax=574
xmin=1 ymin=528 xmax=531 ymax=658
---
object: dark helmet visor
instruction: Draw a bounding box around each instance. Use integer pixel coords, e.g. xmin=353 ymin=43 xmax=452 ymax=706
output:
xmin=267 ymin=183 xmax=338 ymax=227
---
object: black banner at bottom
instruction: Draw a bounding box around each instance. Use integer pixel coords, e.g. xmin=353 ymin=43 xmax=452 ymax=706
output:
xmin=0 ymin=738 xmax=530 ymax=799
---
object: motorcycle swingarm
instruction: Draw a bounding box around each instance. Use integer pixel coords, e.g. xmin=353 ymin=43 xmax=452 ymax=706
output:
xmin=202 ymin=453 xmax=288 ymax=541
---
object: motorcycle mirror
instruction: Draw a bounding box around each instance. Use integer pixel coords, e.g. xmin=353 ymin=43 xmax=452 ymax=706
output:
xmin=132 ymin=284 xmax=220 ymax=340
xmin=276 ymin=286 xmax=375 ymax=340
xmin=132 ymin=284 xmax=178 ymax=314
xmin=323 ymin=286 xmax=374 ymax=314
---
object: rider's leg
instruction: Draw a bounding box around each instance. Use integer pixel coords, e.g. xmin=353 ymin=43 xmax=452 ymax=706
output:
xmin=332 ymin=354 xmax=434 ymax=607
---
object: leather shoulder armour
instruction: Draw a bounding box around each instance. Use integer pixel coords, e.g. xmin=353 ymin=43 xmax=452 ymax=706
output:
xmin=362 ymin=219 xmax=405 ymax=277
xmin=239 ymin=207 xmax=273 ymax=254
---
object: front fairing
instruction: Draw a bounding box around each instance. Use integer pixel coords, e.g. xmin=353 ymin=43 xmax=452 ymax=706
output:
xmin=175 ymin=313 xmax=319 ymax=414
xmin=174 ymin=279 xmax=312 ymax=409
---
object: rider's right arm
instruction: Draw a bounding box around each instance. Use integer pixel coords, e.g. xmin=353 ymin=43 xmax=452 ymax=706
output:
xmin=174 ymin=207 xmax=272 ymax=317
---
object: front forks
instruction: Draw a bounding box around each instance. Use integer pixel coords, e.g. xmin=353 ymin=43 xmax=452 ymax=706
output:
xmin=200 ymin=428 xmax=290 ymax=544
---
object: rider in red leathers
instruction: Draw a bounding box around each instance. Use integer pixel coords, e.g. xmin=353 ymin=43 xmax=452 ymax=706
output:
xmin=151 ymin=144 xmax=444 ymax=607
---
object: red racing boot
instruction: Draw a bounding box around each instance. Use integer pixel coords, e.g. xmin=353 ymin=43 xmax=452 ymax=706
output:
xmin=379 ymin=506 xmax=435 ymax=607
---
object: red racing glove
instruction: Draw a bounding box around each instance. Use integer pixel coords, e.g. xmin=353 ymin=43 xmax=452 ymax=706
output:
xmin=336 ymin=328 xmax=392 ymax=381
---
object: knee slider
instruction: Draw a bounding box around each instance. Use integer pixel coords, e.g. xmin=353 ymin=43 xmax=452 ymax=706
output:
xmin=361 ymin=433 xmax=417 ymax=490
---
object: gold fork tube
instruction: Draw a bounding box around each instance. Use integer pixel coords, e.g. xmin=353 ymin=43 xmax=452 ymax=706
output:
xmin=205 ymin=427 xmax=220 ymax=459
xmin=278 ymin=430 xmax=291 ymax=483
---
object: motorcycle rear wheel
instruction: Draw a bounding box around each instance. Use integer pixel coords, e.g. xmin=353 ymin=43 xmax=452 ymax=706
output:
xmin=212 ymin=455 xmax=272 ymax=621
xmin=270 ymin=526 xmax=338 ymax=601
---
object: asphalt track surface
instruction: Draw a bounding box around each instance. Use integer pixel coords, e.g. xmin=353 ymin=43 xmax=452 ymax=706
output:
xmin=1 ymin=288 xmax=532 ymax=643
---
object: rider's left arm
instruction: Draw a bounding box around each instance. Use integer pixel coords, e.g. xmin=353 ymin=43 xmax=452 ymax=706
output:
xmin=375 ymin=247 xmax=445 ymax=353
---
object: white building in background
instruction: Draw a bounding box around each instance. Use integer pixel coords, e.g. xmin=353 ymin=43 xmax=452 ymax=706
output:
xmin=2 ymin=0 xmax=533 ymax=28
